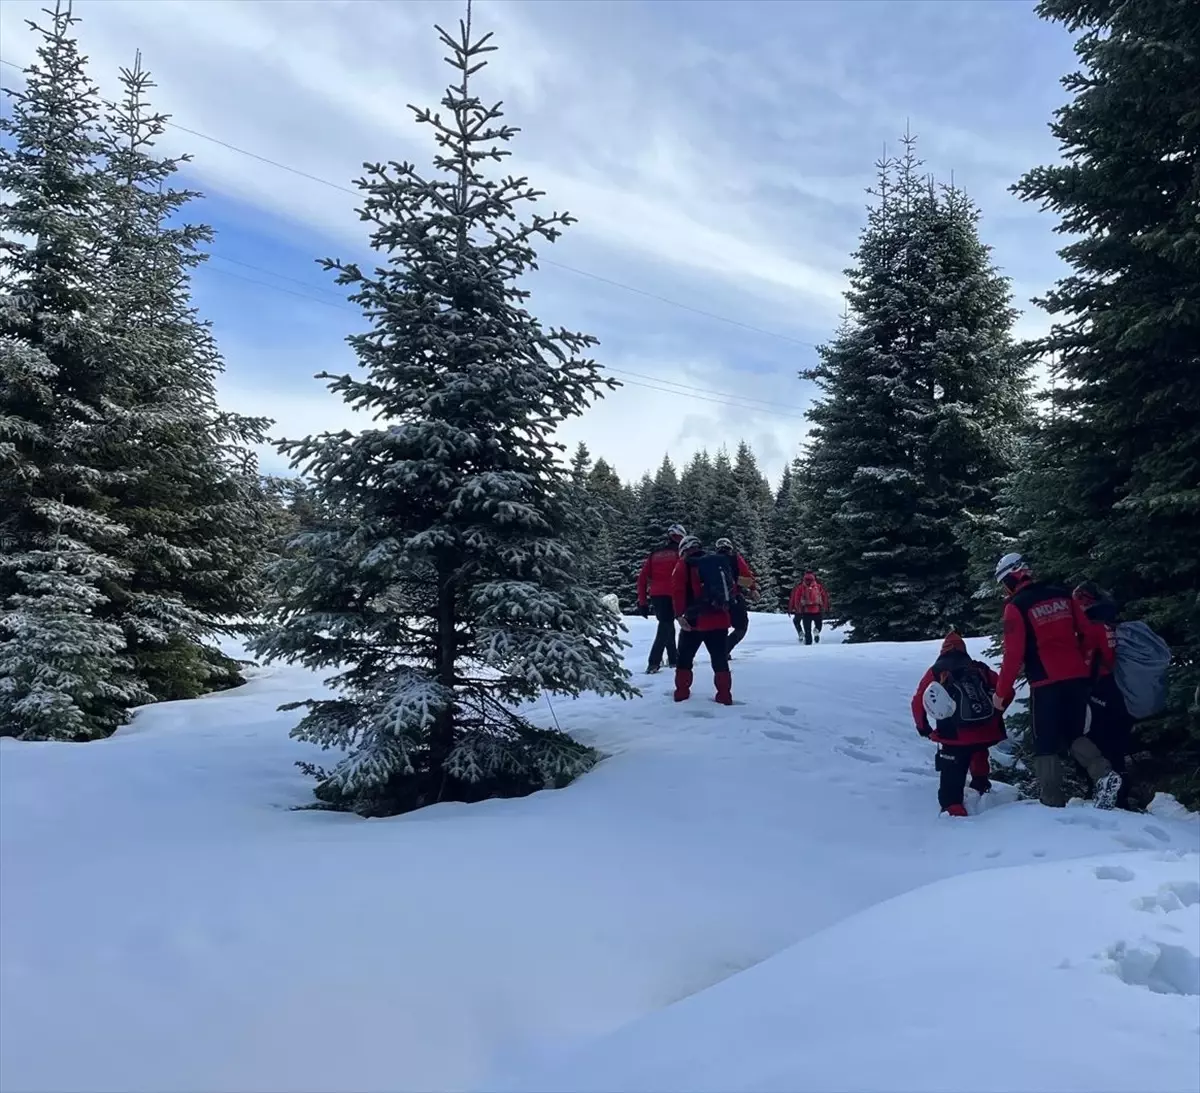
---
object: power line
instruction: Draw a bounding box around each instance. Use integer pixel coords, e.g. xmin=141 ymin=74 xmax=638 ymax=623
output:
xmin=0 ymin=55 xmax=824 ymax=352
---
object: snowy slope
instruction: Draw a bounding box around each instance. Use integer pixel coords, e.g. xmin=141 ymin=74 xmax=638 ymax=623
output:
xmin=1 ymin=618 xmax=1197 ymax=1093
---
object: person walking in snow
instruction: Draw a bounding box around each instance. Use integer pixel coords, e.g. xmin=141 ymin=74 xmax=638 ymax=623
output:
xmin=1073 ymin=581 xmax=1135 ymax=810
xmin=911 ymin=632 xmax=1006 ymax=817
xmin=789 ymin=571 xmax=830 ymax=645
xmin=637 ymin=523 xmax=687 ymax=674
xmin=715 ymin=537 xmax=757 ymax=658
xmin=672 ymin=535 xmax=734 ymax=706
xmin=992 ymin=553 xmax=1122 ymax=810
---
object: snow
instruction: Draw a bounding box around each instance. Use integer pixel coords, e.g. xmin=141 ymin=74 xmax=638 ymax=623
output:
xmin=2 ymin=618 xmax=1197 ymax=1093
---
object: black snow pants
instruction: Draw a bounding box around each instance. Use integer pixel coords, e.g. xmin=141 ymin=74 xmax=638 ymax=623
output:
xmin=936 ymin=744 xmax=991 ymax=810
xmin=794 ymin=613 xmax=823 ymax=645
xmin=1030 ymin=678 xmax=1091 ymax=755
xmin=677 ymin=628 xmax=731 ymax=673
xmin=1085 ymin=675 xmax=1134 ymax=808
xmin=727 ymin=597 xmax=749 ymax=654
xmin=648 ymin=595 xmax=678 ymax=669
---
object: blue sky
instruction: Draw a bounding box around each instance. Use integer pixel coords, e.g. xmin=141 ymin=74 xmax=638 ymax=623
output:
xmin=0 ymin=0 xmax=1079 ymax=485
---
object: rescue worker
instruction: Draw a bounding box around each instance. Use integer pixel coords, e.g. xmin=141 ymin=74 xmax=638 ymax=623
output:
xmin=789 ymin=571 xmax=830 ymax=645
xmin=992 ymin=553 xmax=1121 ymax=809
xmin=636 ymin=523 xmax=686 ymax=674
xmin=672 ymin=536 xmax=734 ymax=706
xmin=911 ymin=632 xmax=1006 ymax=816
xmin=715 ymin=537 xmax=757 ymax=657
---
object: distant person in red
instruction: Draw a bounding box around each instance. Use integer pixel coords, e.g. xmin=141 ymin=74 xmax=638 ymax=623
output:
xmin=992 ymin=553 xmax=1121 ymax=809
xmin=637 ymin=523 xmax=687 ymax=674
xmin=789 ymin=571 xmax=830 ymax=645
xmin=911 ymin=632 xmax=1006 ymax=816
xmin=715 ymin=537 xmax=757 ymax=657
xmin=672 ymin=536 xmax=734 ymax=706
xmin=1073 ymin=581 xmax=1134 ymax=810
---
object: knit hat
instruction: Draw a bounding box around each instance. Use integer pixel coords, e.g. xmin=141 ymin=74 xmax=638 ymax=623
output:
xmin=940 ymin=631 xmax=967 ymax=655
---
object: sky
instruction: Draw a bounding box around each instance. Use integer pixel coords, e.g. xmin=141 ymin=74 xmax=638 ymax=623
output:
xmin=0 ymin=0 xmax=1081 ymax=487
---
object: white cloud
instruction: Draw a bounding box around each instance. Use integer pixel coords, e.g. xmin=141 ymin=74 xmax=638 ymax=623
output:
xmin=0 ymin=0 xmax=1075 ymax=486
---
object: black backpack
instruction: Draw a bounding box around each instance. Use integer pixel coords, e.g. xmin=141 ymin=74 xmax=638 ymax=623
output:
xmin=934 ymin=655 xmax=995 ymax=730
xmin=689 ymin=552 xmax=733 ymax=611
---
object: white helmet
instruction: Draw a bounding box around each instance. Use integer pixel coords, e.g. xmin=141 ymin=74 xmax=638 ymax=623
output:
xmin=715 ymin=537 xmax=734 ymax=554
xmin=923 ymin=681 xmax=957 ymax=723
xmin=678 ymin=534 xmax=702 ymax=557
xmin=667 ymin=523 xmax=687 ymax=543
xmin=995 ymin=552 xmax=1029 ymax=585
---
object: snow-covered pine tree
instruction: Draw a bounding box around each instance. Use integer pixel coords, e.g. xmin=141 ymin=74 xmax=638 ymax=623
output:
xmin=801 ymin=135 xmax=1024 ymax=642
xmin=703 ymin=448 xmax=741 ymax=550
xmin=1009 ymin=0 xmax=1200 ymax=806
xmin=0 ymin=1 xmax=144 ymax=740
xmin=768 ymin=461 xmax=801 ymax=612
xmin=251 ymin=8 xmax=633 ymax=816
xmin=679 ymin=449 xmax=714 ymax=542
xmin=730 ymin=441 xmax=775 ymax=609
xmin=640 ymin=454 xmax=684 ymax=545
xmin=585 ymin=457 xmax=627 ymax=601
xmin=91 ymin=52 xmax=273 ymax=700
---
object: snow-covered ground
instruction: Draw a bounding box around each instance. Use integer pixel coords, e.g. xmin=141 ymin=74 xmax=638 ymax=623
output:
xmin=1 ymin=617 xmax=1197 ymax=1093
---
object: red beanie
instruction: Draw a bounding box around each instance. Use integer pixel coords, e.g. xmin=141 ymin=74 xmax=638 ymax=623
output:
xmin=941 ymin=631 xmax=967 ymax=655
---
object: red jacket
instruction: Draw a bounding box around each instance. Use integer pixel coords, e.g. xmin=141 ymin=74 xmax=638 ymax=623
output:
xmin=912 ymin=653 xmax=1006 ymax=746
xmin=789 ymin=576 xmax=829 ymax=615
xmin=672 ymin=557 xmax=732 ymax=632
xmin=995 ymin=579 xmax=1091 ymax=706
xmin=734 ymin=554 xmax=757 ymax=596
xmin=1079 ymin=616 xmax=1117 ymax=679
xmin=637 ymin=547 xmax=679 ymax=604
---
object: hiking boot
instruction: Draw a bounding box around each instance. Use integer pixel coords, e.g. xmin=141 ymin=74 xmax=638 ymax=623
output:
xmin=815 ymin=634 xmax=821 ymax=643
xmin=714 ymin=670 xmax=733 ymax=706
xmin=969 ymin=777 xmax=992 ymax=794
xmin=944 ymin=803 xmax=968 ymax=818
xmin=1093 ymin=770 xmax=1123 ymax=811
xmin=1033 ymin=755 xmax=1066 ymax=808
xmin=673 ymin=668 xmax=693 ymax=703
xmin=646 ymin=664 xmax=661 ymax=675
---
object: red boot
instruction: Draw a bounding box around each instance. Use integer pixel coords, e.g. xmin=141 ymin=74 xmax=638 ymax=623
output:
xmin=944 ymin=803 xmax=968 ymax=817
xmin=674 ymin=669 xmax=693 ymax=702
xmin=714 ymin=671 xmax=733 ymax=706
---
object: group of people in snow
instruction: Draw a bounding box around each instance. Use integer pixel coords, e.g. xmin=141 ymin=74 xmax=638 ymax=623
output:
xmin=635 ymin=531 xmax=1166 ymax=817
xmin=911 ymin=553 xmax=1167 ymax=817
xmin=635 ymin=525 xmax=831 ymax=706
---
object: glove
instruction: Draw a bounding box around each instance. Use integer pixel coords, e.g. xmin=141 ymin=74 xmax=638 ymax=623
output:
xmin=638 ymin=603 xmax=650 ymax=618
xmin=917 ymin=723 xmax=933 ymax=739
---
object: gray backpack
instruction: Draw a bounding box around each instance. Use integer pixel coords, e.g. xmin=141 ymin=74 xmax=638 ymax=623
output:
xmin=1113 ymin=621 xmax=1171 ymax=720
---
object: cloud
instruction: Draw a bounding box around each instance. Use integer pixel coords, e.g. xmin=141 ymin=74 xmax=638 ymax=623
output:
xmin=0 ymin=0 xmax=1077 ymax=486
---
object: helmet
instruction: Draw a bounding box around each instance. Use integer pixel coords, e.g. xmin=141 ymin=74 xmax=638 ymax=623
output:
xmin=678 ymin=535 xmax=702 ymax=557
xmin=923 ymin=681 xmax=957 ymax=723
xmin=715 ymin=537 xmax=734 ymax=554
xmin=994 ymin=552 xmax=1030 ymax=586
xmin=667 ymin=523 xmax=686 ymax=543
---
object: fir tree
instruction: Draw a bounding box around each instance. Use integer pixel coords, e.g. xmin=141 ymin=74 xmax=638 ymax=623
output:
xmin=730 ymin=441 xmax=775 ymax=609
xmin=703 ymin=449 xmax=741 ymax=549
xmin=679 ymin=449 xmax=714 ymax=541
xmin=251 ymin=9 xmax=633 ymax=816
xmin=90 ymin=52 xmax=272 ymax=700
xmin=768 ymin=461 xmax=801 ymax=612
xmin=802 ymin=135 xmax=1025 ymax=642
xmin=586 ymin=457 xmax=628 ymax=601
xmin=1010 ymin=0 xmax=1200 ymax=805
xmin=0 ymin=1 xmax=143 ymax=739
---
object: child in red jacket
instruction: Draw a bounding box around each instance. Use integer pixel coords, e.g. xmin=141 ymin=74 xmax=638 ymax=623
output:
xmin=911 ymin=632 xmax=1006 ymax=816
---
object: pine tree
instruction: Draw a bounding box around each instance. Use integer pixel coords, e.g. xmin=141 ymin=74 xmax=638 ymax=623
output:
xmin=251 ymin=9 xmax=633 ymax=816
xmin=703 ymin=449 xmax=741 ymax=550
xmin=1010 ymin=0 xmax=1200 ymax=805
xmin=586 ymin=457 xmax=627 ymax=601
xmin=90 ymin=52 xmax=272 ymax=701
xmin=801 ymin=135 xmax=1025 ymax=642
xmin=768 ymin=461 xmax=800 ymax=612
xmin=679 ymin=450 xmax=714 ymax=542
xmin=641 ymin=454 xmax=684 ymax=543
xmin=0 ymin=1 xmax=143 ymax=739
xmin=730 ymin=441 xmax=775 ymax=609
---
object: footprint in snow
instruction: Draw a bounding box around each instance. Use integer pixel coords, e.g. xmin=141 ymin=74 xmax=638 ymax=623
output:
xmin=1094 ymin=864 xmax=1136 ymax=882
xmin=837 ymin=744 xmax=884 ymax=764
xmin=776 ymin=704 xmax=798 ymax=716
xmin=1144 ymin=824 xmax=1172 ymax=844
xmin=843 ymin=735 xmax=868 ymax=746
xmin=762 ymin=729 xmax=799 ymax=743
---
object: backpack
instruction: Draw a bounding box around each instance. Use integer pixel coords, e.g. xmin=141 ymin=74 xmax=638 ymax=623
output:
xmin=1113 ymin=621 xmax=1171 ymax=719
xmin=935 ymin=662 xmax=995 ymax=728
xmin=689 ymin=553 xmax=733 ymax=611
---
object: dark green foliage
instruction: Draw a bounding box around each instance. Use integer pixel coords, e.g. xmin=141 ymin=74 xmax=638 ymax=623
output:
xmin=799 ymin=135 xmax=1026 ymax=643
xmin=1008 ymin=0 xmax=1200 ymax=806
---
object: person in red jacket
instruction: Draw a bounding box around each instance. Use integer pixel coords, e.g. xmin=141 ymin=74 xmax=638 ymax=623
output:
xmin=789 ymin=571 xmax=830 ymax=645
xmin=992 ymin=553 xmax=1121 ymax=809
xmin=715 ymin=537 xmax=757 ymax=657
xmin=637 ymin=523 xmax=687 ymax=674
xmin=672 ymin=536 xmax=733 ymax=705
xmin=911 ymin=632 xmax=1006 ymax=816
xmin=1073 ymin=581 xmax=1134 ymax=809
